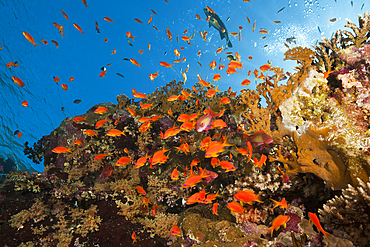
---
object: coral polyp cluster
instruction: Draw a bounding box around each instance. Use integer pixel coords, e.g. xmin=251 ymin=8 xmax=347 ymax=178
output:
xmin=1 ymin=11 xmax=370 ymax=247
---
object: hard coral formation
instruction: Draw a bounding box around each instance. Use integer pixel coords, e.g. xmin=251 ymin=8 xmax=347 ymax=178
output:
xmin=319 ymin=177 xmax=370 ymax=246
xmin=3 ymin=11 xmax=370 ymax=247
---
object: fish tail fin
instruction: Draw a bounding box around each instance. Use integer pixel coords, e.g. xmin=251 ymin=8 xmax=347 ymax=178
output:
xmin=256 ymin=192 xmax=264 ymax=203
xmin=322 ymin=230 xmax=333 ymax=242
xmin=266 ymin=226 xmax=274 ymax=237
xmin=227 ymin=39 xmax=232 ymax=48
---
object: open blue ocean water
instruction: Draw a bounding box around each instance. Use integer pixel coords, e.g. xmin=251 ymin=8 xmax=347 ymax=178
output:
xmin=0 ymin=0 xmax=364 ymax=172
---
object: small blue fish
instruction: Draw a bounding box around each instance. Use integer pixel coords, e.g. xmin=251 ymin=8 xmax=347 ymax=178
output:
xmin=361 ymin=3 xmax=364 ymax=10
xmin=318 ymin=26 xmax=321 ymax=34
xmin=351 ymin=1 xmax=353 ymax=7
xmin=328 ymin=18 xmax=337 ymax=22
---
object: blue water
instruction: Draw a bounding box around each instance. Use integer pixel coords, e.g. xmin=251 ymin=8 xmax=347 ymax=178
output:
xmin=0 ymin=0 xmax=364 ymax=172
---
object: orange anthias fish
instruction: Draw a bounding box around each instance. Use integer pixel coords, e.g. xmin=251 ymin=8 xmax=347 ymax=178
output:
xmin=94 ymin=154 xmax=107 ymax=161
xmin=182 ymin=168 xmax=209 ymax=188
xmin=52 ymin=146 xmax=72 ymax=154
xmin=212 ymin=202 xmax=218 ymax=215
xmin=233 ymin=190 xmax=263 ymax=205
xmin=170 ymin=225 xmax=181 ymax=237
xmin=186 ymin=192 xmax=200 ymax=205
xmin=267 ymin=215 xmax=290 ymax=237
xmin=73 ymin=23 xmax=85 ymax=34
xmin=170 ymin=166 xmax=179 ymax=180
xmin=83 ymin=129 xmax=98 ymax=137
xmin=136 ymin=185 xmax=147 ymax=195
xmin=106 ymin=129 xmax=125 ymax=137
xmin=308 ymin=212 xmax=333 ymax=242
xmin=81 ymin=0 xmax=88 ymax=7
xmin=61 ymin=84 xmax=68 ymax=91
xmin=205 ymin=137 xmax=232 ymax=158
xmin=132 ymin=89 xmax=147 ymax=98
xmin=103 ymin=17 xmax=114 ymax=23
xmin=94 ymin=106 xmax=108 ymax=114
xmin=22 ymin=31 xmax=39 ymax=48
xmin=134 ymin=154 xmax=151 ymax=168
xmin=131 ymin=231 xmax=137 ymax=244
xmin=166 ymin=27 xmax=172 ymax=41
xmin=12 ymin=76 xmax=25 ymax=87
xmin=73 ymin=116 xmax=87 ymax=123
xmin=95 ymin=117 xmax=108 ymax=129
xmin=270 ymin=198 xmax=289 ymax=210
xmin=151 ymin=146 xmax=170 ymax=166
xmin=6 ymin=61 xmax=19 ymax=68
xmin=159 ymin=61 xmax=173 ymax=68
xmin=21 ymin=100 xmax=28 ymax=107
xmin=116 ymin=156 xmax=133 ymax=166
xmin=196 ymin=106 xmax=219 ymax=132
xmin=134 ymin=18 xmax=143 ymax=23
xmin=130 ymin=58 xmax=142 ymax=67
xmin=60 ymin=9 xmax=69 ymax=20
xmin=227 ymin=201 xmax=244 ymax=214
xmin=260 ymin=63 xmax=271 ymax=71
xmin=149 ymin=71 xmax=159 ymax=81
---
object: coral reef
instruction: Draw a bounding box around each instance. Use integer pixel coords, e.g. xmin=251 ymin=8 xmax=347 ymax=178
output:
xmin=2 ymin=11 xmax=370 ymax=247
xmin=319 ymin=177 xmax=370 ymax=246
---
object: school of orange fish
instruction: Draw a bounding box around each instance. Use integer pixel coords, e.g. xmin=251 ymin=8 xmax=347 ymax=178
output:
xmin=5 ymin=0 xmax=334 ymax=243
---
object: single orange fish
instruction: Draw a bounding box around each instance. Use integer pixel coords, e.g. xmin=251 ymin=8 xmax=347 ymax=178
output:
xmin=74 ymin=139 xmax=84 ymax=146
xmin=99 ymin=71 xmax=107 ymax=77
xmin=233 ymin=190 xmax=263 ymax=205
xmin=69 ymin=76 xmax=74 ymax=82
xmin=207 ymin=85 xmax=221 ymax=98
xmin=204 ymin=191 xmax=221 ymax=204
xmin=6 ymin=61 xmax=19 ymax=68
xmin=106 ymin=129 xmax=125 ymax=137
xmin=103 ymin=17 xmax=114 ymax=23
xmin=213 ymin=73 xmax=221 ymax=82
xmin=152 ymin=25 xmax=160 ymax=31
xmin=212 ymin=202 xmax=218 ymax=215
xmin=52 ymin=146 xmax=72 ymax=154
xmin=152 ymin=202 xmax=160 ymax=216
xmin=159 ymin=61 xmax=173 ymax=68
xmin=147 ymin=15 xmax=153 ymax=25
xmin=81 ymin=0 xmax=88 ymax=7
xmin=95 ymin=117 xmax=108 ymax=129
xmin=182 ymin=168 xmax=208 ymax=188
xmin=165 ymin=27 xmax=172 ymax=41
xmin=143 ymin=197 xmax=150 ymax=207
xmin=51 ymin=40 xmax=59 ymax=48
xmin=11 ymin=76 xmax=25 ymax=87
xmin=148 ymin=43 xmax=151 ymax=50
xmin=267 ymin=215 xmax=290 ymax=237
xmin=241 ymin=79 xmax=251 ymax=86
xmin=73 ymin=23 xmax=84 ymax=34
xmin=126 ymin=107 xmax=136 ymax=117
xmin=149 ymin=71 xmax=159 ymax=81
xmin=195 ymin=14 xmax=201 ymax=20
xmin=132 ymin=89 xmax=147 ymax=98
xmin=308 ymin=212 xmax=333 ymax=242
xmin=135 ymin=154 xmax=151 ymax=168
xmin=170 ymin=225 xmax=181 ymax=237
xmin=136 ymin=185 xmax=147 ymax=195
xmin=171 ymin=166 xmax=179 ymax=180
xmin=21 ymin=100 xmax=28 ymax=107
xmin=94 ymin=154 xmax=107 ymax=161
xmin=134 ymin=18 xmax=143 ymax=23
xmin=131 ymin=231 xmax=137 ymax=244
xmin=116 ymin=156 xmax=133 ymax=166
xmin=83 ymin=129 xmax=98 ymax=137
xmin=94 ymin=106 xmax=108 ymax=114
xmin=260 ymin=63 xmax=271 ymax=71
xmin=22 ymin=31 xmax=39 ymax=48
xmin=138 ymin=49 xmax=143 ymax=54
xmin=151 ymin=9 xmax=157 ymax=15
xmin=130 ymin=58 xmax=142 ymax=68
xmin=270 ymin=198 xmax=289 ymax=210
xmin=60 ymin=9 xmax=69 ymax=20
xmin=227 ymin=201 xmax=244 ymax=214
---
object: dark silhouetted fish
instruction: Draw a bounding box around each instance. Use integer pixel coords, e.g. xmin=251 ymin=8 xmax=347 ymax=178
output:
xmin=203 ymin=8 xmax=232 ymax=48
